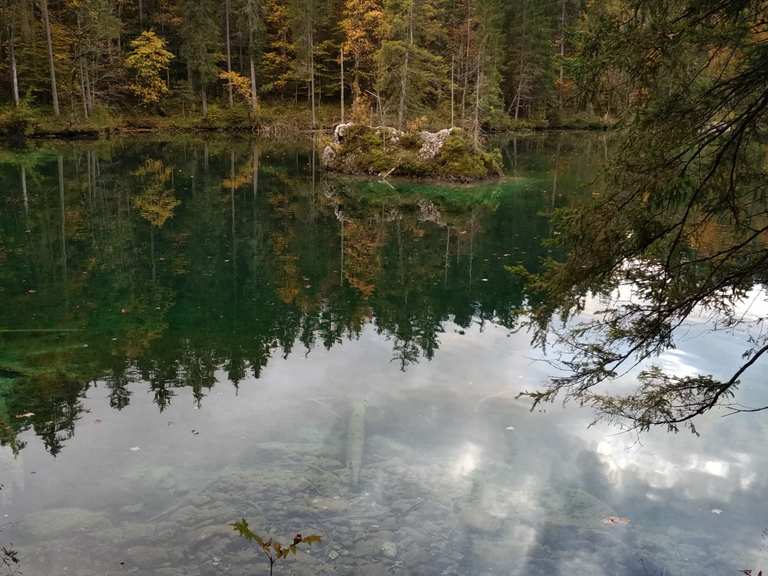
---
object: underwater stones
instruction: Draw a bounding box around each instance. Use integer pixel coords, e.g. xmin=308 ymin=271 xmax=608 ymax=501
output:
xmin=459 ymin=507 xmax=503 ymax=533
xmin=538 ymin=487 xmax=616 ymax=528
xmin=193 ymin=523 xmax=233 ymax=545
xmin=350 ymin=562 xmax=389 ymax=576
xmin=309 ymin=495 xmax=350 ymax=513
xmin=96 ymin=521 xmax=160 ymax=544
xmin=19 ymin=507 xmax=112 ymax=539
xmin=121 ymin=544 xmax=184 ymax=568
xmin=119 ymin=502 xmax=145 ymax=514
xmin=380 ymin=540 xmax=398 ymax=559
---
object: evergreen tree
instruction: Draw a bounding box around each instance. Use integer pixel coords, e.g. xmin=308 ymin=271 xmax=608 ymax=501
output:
xmin=179 ymin=0 xmax=220 ymax=115
xmin=375 ymin=0 xmax=446 ymax=129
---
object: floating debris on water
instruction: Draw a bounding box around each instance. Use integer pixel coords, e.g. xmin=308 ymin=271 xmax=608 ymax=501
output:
xmin=602 ymin=516 xmax=631 ymax=526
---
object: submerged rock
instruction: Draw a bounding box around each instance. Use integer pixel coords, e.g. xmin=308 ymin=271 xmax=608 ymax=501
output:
xmin=320 ymin=123 xmax=502 ymax=182
xmin=19 ymin=507 xmax=112 ymax=538
xmin=380 ymin=540 xmax=398 ymax=558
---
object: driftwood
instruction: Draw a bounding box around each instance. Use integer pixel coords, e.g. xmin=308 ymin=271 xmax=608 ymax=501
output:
xmin=345 ymin=400 xmax=366 ymax=487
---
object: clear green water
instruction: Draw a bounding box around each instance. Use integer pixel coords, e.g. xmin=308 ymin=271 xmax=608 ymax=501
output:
xmin=0 ymin=134 xmax=765 ymax=576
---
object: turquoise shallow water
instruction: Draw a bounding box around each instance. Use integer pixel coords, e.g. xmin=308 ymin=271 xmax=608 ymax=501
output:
xmin=0 ymin=134 xmax=766 ymax=576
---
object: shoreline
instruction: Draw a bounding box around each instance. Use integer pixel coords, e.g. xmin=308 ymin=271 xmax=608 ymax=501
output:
xmin=1 ymin=105 xmax=616 ymax=143
xmin=14 ymin=122 xmax=614 ymax=142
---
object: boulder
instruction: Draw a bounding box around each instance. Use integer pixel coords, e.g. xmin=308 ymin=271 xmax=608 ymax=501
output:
xmin=417 ymin=128 xmax=455 ymax=161
xmin=322 ymin=144 xmax=337 ymax=167
xmin=333 ymin=122 xmax=355 ymax=144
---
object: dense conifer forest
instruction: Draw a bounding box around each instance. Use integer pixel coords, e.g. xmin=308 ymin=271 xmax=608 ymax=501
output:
xmin=0 ymin=0 xmax=626 ymax=133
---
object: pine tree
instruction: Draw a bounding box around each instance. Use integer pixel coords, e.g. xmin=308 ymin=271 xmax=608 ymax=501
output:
xmin=261 ymin=0 xmax=295 ymax=98
xmin=38 ymin=0 xmax=59 ymax=115
xmin=505 ymin=0 xmax=557 ymax=121
xmin=375 ymin=0 xmax=446 ymax=129
xmin=288 ymin=0 xmax=322 ymax=127
xmin=179 ymin=0 xmax=220 ymax=115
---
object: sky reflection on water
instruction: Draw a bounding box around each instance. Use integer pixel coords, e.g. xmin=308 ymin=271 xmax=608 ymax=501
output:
xmin=0 ymin=134 xmax=766 ymax=576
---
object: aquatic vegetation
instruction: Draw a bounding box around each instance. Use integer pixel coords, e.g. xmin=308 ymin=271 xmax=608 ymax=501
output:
xmin=0 ymin=485 xmax=19 ymax=575
xmin=231 ymin=519 xmax=320 ymax=576
xmin=0 ymin=545 xmax=19 ymax=575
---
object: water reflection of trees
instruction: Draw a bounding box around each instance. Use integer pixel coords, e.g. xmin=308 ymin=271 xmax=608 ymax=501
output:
xmin=0 ymin=138 xmax=560 ymax=453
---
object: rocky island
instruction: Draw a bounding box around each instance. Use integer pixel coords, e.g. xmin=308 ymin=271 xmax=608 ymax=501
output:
xmin=320 ymin=123 xmax=503 ymax=182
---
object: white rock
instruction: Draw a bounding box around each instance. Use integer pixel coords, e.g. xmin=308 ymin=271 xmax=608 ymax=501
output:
xmin=322 ymin=145 xmax=336 ymax=167
xmin=381 ymin=541 xmax=398 ymax=559
xmin=333 ymin=122 xmax=354 ymax=144
xmin=417 ymin=128 xmax=455 ymax=161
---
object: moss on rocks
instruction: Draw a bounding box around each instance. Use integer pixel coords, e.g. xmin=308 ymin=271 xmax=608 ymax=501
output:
xmin=321 ymin=123 xmax=502 ymax=182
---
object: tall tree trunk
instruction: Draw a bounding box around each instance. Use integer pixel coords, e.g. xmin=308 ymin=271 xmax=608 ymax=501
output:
xmin=513 ymin=76 xmax=524 ymax=120
xmin=230 ymin=151 xmax=236 ymax=279
xmin=86 ymin=58 xmax=94 ymax=112
xmin=450 ymin=54 xmax=455 ymax=128
xmin=40 ymin=0 xmax=60 ymax=116
xmin=309 ymin=27 xmax=316 ymax=129
xmin=9 ymin=26 xmax=20 ymax=107
xmin=248 ymin=5 xmax=258 ymax=112
xmin=252 ymin=144 xmax=259 ymax=200
xmin=352 ymin=53 xmax=360 ymax=100
xmin=225 ymin=0 xmax=234 ymax=107
xmin=58 ymin=155 xmax=67 ymax=297
xmin=397 ymin=0 xmax=414 ymax=131
xmin=559 ymin=0 xmax=566 ymax=84
xmin=201 ymin=83 xmax=208 ymax=116
xmin=513 ymin=1 xmax=528 ymax=121
xmin=473 ymin=42 xmax=482 ymax=150
xmin=138 ymin=0 xmax=144 ymax=26
xmin=79 ymin=59 xmax=89 ymax=118
xmin=76 ymin=14 xmax=89 ymax=118
xmin=461 ymin=0 xmax=471 ymax=123
xmin=250 ymin=54 xmax=258 ymax=111
xmin=340 ymin=47 xmax=345 ymax=123
xmin=558 ymin=0 xmax=566 ymax=111
xmin=20 ymin=166 xmax=29 ymax=229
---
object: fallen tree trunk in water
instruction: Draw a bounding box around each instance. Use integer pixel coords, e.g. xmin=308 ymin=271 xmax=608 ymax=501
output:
xmin=346 ymin=399 xmax=366 ymax=487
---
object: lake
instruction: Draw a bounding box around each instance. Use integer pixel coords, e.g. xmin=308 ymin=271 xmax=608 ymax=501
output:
xmin=0 ymin=134 xmax=766 ymax=576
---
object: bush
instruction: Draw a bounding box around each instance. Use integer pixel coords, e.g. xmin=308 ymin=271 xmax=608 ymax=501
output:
xmin=0 ymin=104 xmax=35 ymax=140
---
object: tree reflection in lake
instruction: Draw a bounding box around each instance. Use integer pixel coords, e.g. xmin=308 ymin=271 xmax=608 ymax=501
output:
xmin=1 ymin=135 xmax=767 ymax=576
xmin=0 ymin=136 xmax=571 ymax=454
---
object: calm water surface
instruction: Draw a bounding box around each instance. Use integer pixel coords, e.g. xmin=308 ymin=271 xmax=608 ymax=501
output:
xmin=0 ymin=134 xmax=766 ymax=576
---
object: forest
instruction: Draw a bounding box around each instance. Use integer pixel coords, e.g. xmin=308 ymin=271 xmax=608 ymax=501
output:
xmin=0 ymin=0 xmax=625 ymax=134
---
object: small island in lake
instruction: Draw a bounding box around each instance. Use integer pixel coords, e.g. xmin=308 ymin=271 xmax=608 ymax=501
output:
xmin=320 ymin=123 xmax=503 ymax=182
